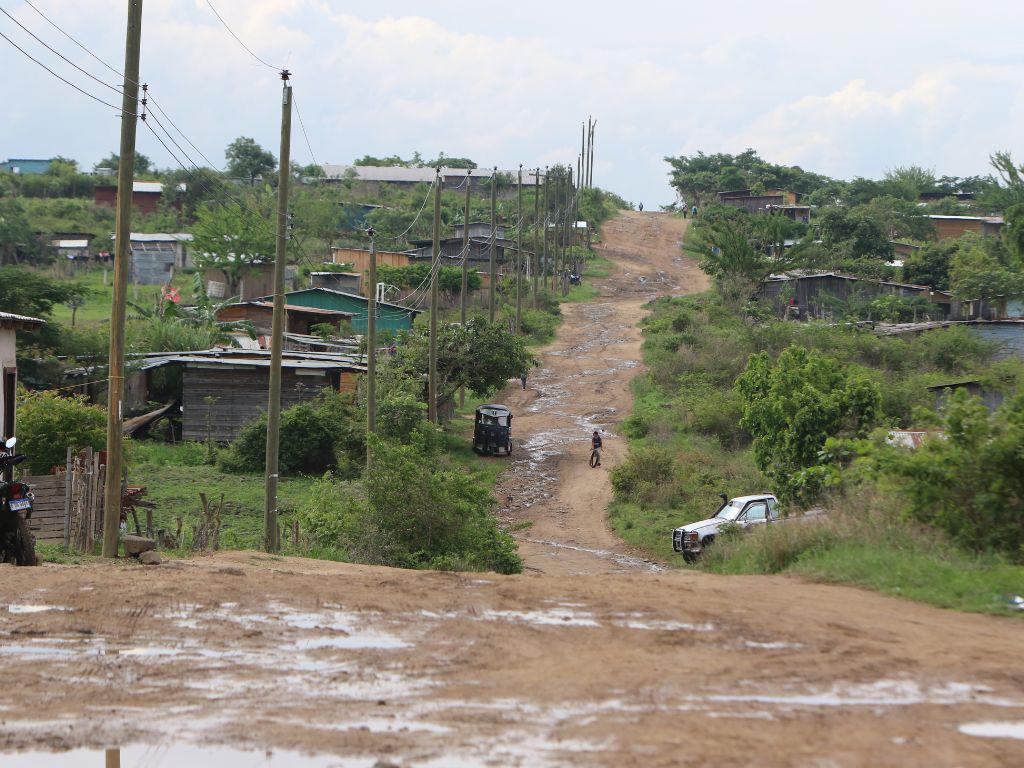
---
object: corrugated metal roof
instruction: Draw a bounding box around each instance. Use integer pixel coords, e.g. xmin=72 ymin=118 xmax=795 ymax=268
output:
xmin=320 ymin=165 xmax=539 ymax=185
xmin=0 ymin=311 xmax=45 ymax=327
xmin=272 ymin=287 xmax=419 ymax=316
xmin=927 ymin=215 xmax=1004 ymax=224
xmin=54 ymin=239 xmax=90 ymax=248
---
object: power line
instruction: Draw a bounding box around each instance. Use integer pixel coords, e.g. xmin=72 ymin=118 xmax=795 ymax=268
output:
xmin=0 ymin=7 xmax=125 ymax=97
xmin=291 ymin=92 xmax=319 ymax=170
xmin=22 ymin=0 xmax=137 ymax=86
xmin=0 ymin=28 xmax=131 ymax=115
xmin=146 ymin=91 xmax=222 ymax=171
xmin=205 ymin=0 xmax=282 ymax=72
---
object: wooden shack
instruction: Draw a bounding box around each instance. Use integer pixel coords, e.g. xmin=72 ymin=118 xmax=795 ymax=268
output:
xmin=758 ymin=272 xmax=951 ymax=320
xmin=264 ymin=287 xmax=419 ymax=334
xmin=145 ymin=349 xmax=365 ymax=443
xmin=216 ymin=301 xmax=356 ymax=336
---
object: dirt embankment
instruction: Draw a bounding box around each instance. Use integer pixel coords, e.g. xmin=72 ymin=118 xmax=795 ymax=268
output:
xmin=0 ymin=213 xmax=1021 ymax=767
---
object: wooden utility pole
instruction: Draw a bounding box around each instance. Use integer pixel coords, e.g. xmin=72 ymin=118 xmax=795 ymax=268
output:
xmin=366 ymin=229 xmax=377 ymax=445
xmin=564 ymin=167 xmax=573 ymax=295
xmin=552 ymin=172 xmax=561 ymax=294
xmin=515 ymin=165 xmax=523 ymax=334
xmin=542 ymin=167 xmax=549 ymax=295
xmin=532 ymin=167 xmax=540 ymax=308
xmin=588 ymin=121 xmax=596 ymax=188
xmin=101 ymin=0 xmax=143 ymax=559
xmin=428 ymin=168 xmax=441 ymax=423
xmin=459 ymin=169 xmax=470 ymax=408
xmin=488 ymin=166 xmax=497 ymax=323
xmin=263 ymin=73 xmax=292 ymax=554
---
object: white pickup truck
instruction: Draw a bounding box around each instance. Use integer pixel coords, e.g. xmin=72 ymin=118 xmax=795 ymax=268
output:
xmin=671 ymin=493 xmax=786 ymax=562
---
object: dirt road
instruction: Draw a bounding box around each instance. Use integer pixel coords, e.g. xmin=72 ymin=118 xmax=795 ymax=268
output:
xmin=1 ymin=213 xmax=1022 ymax=767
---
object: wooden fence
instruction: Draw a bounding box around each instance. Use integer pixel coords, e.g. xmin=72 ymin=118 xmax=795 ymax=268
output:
xmin=22 ymin=448 xmax=106 ymax=551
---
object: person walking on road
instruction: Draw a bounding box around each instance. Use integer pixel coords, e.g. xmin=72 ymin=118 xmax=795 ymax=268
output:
xmin=590 ymin=430 xmax=603 ymax=467
xmin=691 ymin=204 xmax=698 ymax=218
xmin=520 ymin=373 xmax=528 ymax=390
xmin=638 ymin=202 xmax=644 ymax=212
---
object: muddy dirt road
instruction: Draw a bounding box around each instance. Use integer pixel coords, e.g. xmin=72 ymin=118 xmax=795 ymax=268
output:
xmin=1 ymin=213 xmax=1022 ymax=767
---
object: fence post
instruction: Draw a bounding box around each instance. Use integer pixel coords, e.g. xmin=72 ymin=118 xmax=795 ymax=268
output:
xmin=62 ymin=447 xmax=73 ymax=548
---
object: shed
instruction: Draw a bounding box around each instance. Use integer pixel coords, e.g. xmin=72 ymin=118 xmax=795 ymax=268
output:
xmin=926 ymin=380 xmax=1005 ymax=412
xmin=142 ymin=349 xmax=365 ymax=443
xmin=331 ymin=246 xmax=413 ymax=274
xmin=876 ymin=320 xmax=1024 ymax=360
xmin=757 ymin=272 xmax=950 ymax=320
xmin=203 ymin=262 xmax=298 ymax=301
xmin=927 ymin=215 xmax=1004 ymax=240
xmin=94 ymin=180 xmax=185 ymax=215
xmin=215 ymin=301 xmax=356 ymax=336
xmin=1 ymin=158 xmax=53 ymax=175
xmin=0 ymin=312 xmax=45 ymax=446
xmin=310 ymin=271 xmax=363 ymax=294
xmin=265 ymin=287 xmax=419 ymax=334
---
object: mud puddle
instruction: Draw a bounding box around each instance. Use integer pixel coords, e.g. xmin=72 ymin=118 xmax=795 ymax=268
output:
xmin=1 ymin=746 xmax=371 ymax=767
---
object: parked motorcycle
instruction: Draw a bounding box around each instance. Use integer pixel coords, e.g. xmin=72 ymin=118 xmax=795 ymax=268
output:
xmin=0 ymin=437 xmax=38 ymax=566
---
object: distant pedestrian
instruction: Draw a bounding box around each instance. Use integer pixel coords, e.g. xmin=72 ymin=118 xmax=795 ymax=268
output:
xmin=691 ymin=205 xmax=698 ymax=218
xmin=520 ymin=374 xmax=528 ymax=390
xmin=638 ymin=202 xmax=644 ymax=212
xmin=683 ymin=206 xmax=688 ymax=219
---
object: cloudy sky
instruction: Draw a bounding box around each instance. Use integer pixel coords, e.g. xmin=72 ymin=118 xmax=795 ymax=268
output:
xmin=3 ymin=0 xmax=1023 ymax=204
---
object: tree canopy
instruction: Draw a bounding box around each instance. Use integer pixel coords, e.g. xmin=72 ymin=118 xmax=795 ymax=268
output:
xmin=665 ymin=149 xmax=831 ymax=207
xmin=225 ymin=137 xmax=276 ymax=186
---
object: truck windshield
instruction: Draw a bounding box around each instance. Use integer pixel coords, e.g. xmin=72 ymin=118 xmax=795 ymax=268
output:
xmin=714 ymin=501 xmax=744 ymax=521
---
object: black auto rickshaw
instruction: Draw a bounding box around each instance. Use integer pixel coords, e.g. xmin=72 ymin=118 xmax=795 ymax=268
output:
xmin=473 ymin=404 xmax=513 ymax=456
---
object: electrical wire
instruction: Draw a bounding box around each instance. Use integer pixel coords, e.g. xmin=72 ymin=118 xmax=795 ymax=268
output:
xmin=146 ymin=92 xmax=223 ymax=171
xmin=0 ymin=7 xmax=125 ymax=97
xmin=0 ymin=28 xmax=132 ymax=114
xmin=379 ymin=177 xmax=437 ymax=242
xmin=206 ymin=0 xmax=283 ymax=71
xmin=291 ymin=92 xmax=319 ymax=170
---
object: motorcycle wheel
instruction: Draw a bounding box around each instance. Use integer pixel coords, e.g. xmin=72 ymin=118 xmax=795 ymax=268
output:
xmin=14 ymin=516 xmax=38 ymax=567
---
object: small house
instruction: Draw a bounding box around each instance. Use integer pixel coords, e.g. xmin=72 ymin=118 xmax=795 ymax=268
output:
xmin=309 ymin=271 xmax=363 ymax=294
xmin=926 ymin=380 xmax=1005 ymax=412
xmin=717 ymin=189 xmax=799 ymax=214
xmin=204 ymin=262 xmax=298 ymax=301
xmin=331 ymin=246 xmax=414 ymax=274
xmin=215 ymin=301 xmax=356 ymax=336
xmin=0 ymin=158 xmax=53 ymax=175
xmin=147 ymin=349 xmax=365 ymax=442
xmin=877 ymin=320 xmax=1024 ymax=360
xmin=757 ymin=272 xmax=951 ymax=320
xmin=927 ymin=215 xmax=1004 ymax=241
xmin=124 ymin=233 xmax=194 ymax=285
xmin=51 ymin=236 xmax=92 ymax=262
xmin=94 ymin=180 xmax=185 ymax=215
xmin=264 ymin=287 xmax=419 ymax=334
xmin=0 ymin=312 xmax=45 ymax=442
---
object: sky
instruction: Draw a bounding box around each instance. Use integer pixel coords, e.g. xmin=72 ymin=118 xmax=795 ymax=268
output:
xmin=2 ymin=0 xmax=1024 ymax=205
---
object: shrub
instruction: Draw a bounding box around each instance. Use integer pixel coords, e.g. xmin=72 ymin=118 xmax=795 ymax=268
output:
xmin=15 ymin=390 xmax=106 ymax=474
xmin=610 ymin=444 xmax=676 ymax=505
xmin=299 ymin=432 xmax=522 ymax=574
xmin=863 ymin=390 xmax=1024 ymax=558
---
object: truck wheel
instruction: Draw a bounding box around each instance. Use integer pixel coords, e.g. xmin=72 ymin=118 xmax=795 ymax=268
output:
xmin=14 ymin=516 xmax=38 ymax=567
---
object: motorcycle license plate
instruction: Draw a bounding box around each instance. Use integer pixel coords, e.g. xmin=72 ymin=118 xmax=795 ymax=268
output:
xmin=8 ymin=498 xmax=31 ymax=512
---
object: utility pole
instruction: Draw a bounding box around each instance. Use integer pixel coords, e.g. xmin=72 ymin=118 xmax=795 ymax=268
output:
xmin=366 ymin=228 xmax=377 ymax=448
xmin=515 ymin=165 xmax=522 ymax=334
xmin=564 ymin=167 xmax=573 ymax=296
xmin=101 ymin=0 xmax=143 ymax=559
xmin=588 ymin=121 xmax=596 ymax=188
xmin=489 ymin=166 xmax=497 ymax=323
xmin=428 ymin=168 xmax=441 ymax=423
xmin=459 ymin=169 xmax=470 ymax=408
xmin=532 ymin=167 xmax=540 ymax=308
xmin=542 ymin=166 xmax=549 ymax=295
xmin=263 ymin=72 xmax=292 ymax=554
xmin=553 ymin=172 xmax=562 ymax=294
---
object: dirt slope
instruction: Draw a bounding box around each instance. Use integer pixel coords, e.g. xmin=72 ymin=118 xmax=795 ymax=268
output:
xmin=0 ymin=213 xmax=1021 ymax=767
xmin=496 ymin=210 xmax=705 ymax=574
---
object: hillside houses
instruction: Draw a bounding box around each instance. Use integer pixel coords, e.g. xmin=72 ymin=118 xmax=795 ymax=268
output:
xmin=0 ymin=312 xmax=44 ymax=442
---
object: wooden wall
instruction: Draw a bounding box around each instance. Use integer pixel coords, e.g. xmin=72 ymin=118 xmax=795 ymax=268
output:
xmin=182 ymin=366 xmax=336 ymax=443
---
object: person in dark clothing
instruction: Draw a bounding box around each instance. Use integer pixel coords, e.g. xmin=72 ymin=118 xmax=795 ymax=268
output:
xmin=520 ymin=374 xmax=528 ymax=390
xmin=591 ymin=430 xmax=603 ymax=466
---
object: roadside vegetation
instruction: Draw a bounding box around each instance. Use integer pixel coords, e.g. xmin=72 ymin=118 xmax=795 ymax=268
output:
xmin=614 ymin=150 xmax=1024 ymax=615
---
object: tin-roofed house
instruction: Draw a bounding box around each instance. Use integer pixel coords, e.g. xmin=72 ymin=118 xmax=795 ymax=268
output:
xmin=0 ymin=312 xmax=45 ymax=443
xmin=264 ymin=287 xmax=419 ymax=334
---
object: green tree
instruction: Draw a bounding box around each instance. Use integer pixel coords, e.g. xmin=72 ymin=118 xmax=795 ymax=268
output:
xmin=15 ymin=390 xmax=106 ymax=474
xmin=0 ymin=199 xmax=34 ymax=265
xmin=882 ymin=165 xmax=937 ymax=200
xmin=902 ymin=240 xmax=957 ymax=290
xmin=225 ymin=137 xmax=276 ymax=187
xmin=0 ymin=266 xmax=82 ymax=350
xmin=989 ymin=150 xmax=1024 ymax=207
xmin=190 ymin=197 xmax=280 ymax=296
xmin=949 ymin=244 xmax=1024 ymax=300
xmin=94 ymin=151 xmax=153 ymax=175
xmin=737 ymin=346 xmax=881 ymax=502
xmin=864 ymin=390 xmax=1024 ymax=557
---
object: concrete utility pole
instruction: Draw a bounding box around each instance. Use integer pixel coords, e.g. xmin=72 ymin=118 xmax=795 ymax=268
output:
xmin=532 ymin=167 xmax=540 ymax=308
xmin=264 ymin=73 xmax=292 ymax=554
xmin=101 ymin=0 xmax=143 ymax=559
xmin=366 ymin=228 xmax=377 ymax=445
xmin=515 ymin=165 xmax=522 ymax=334
xmin=428 ymin=168 xmax=441 ymax=423
xmin=459 ymin=169 xmax=470 ymax=408
xmin=489 ymin=166 xmax=497 ymax=323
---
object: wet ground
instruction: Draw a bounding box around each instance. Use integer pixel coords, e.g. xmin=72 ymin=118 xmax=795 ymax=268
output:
xmin=2 ymin=214 xmax=1022 ymax=766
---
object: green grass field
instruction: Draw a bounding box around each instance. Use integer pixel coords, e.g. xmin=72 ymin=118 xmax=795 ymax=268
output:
xmin=48 ymin=264 xmax=196 ymax=327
